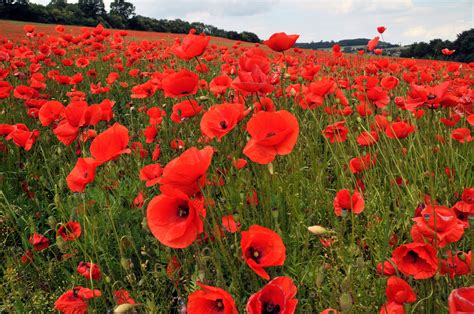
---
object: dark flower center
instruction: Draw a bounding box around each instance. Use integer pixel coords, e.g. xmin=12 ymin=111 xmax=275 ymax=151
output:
xmin=263 ymin=303 xmax=281 ymax=314
xmin=214 ymin=299 xmax=224 ymax=311
xmin=427 ymin=94 xmax=436 ymax=100
xmin=265 ymin=131 xmax=276 ymax=138
xmin=220 ymin=120 xmax=228 ymax=129
xmin=407 ymin=251 xmax=419 ymax=263
xmin=177 ymin=204 xmax=189 ymax=218
xmin=246 ymin=247 xmax=262 ymax=263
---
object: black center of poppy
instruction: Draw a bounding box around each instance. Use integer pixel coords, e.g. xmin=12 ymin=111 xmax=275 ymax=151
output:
xmin=427 ymin=94 xmax=436 ymax=100
xmin=266 ymin=132 xmax=276 ymax=138
xmin=214 ymin=299 xmax=224 ymax=311
xmin=220 ymin=120 xmax=228 ymax=129
xmin=407 ymin=251 xmax=419 ymax=263
xmin=262 ymin=303 xmax=281 ymax=314
xmin=246 ymin=247 xmax=262 ymax=263
xmin=177 ymin=204 xmax=189 ymax=218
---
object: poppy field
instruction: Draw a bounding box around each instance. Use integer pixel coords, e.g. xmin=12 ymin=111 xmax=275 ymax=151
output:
xmin=0 ymin=21 xmax=473 ymax=313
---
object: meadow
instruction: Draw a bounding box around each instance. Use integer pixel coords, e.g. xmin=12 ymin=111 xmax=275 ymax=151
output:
xmin=0 ymin=21 xmax=473 ymax=313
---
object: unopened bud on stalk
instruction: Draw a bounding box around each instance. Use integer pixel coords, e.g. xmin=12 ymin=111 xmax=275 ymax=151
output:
xmin=290 ymin=88 xmax=297 ymax=96
xmin=339 ymin=292 xmax=353 ymax=312
xmin=284 ymin=73 xmax=291 ymax=79
xmin=199 ymin=96 xmax=209 ymax=101
xmin=268 ymin=162 xmax=274 ymax=175
xmin=307 ymin=225 xmax=328 ymax=235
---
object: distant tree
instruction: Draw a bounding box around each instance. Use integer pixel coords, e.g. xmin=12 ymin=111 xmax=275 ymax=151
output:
xmin=110 ymin=0 xmax=134 ymax=19
xmin=48 ymin=0 xmax=67 ymax=8
xmin=78 ymin=0 xmax=105 ymax=18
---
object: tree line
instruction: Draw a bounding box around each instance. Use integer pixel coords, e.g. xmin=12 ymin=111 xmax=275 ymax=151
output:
xmin=400 ymin=29 xmax=473 ymax=63
xmin=0 ymin=0 xmax=261 ymax=43
xmin=295 ymin=38 xmax=399 ymax=50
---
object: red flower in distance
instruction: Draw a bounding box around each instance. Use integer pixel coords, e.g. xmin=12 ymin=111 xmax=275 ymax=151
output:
xmin=162 ymin=69 xmax=199 ymax=98
xmin=264 ymin=32 xmax=299 ymax=52
xmin=146 ymin=188 xmax=205 ymax=248
xmin=392 ymin=242 xmax=438 ymax=279
xmin=29 ymin=233 xmax=49 ymax=251
xmin=66 ymin=157 xmax=97 ymax=193
xmin=323 ymin=121 xmax=349 ymax=143
xmin=386 ymin=276 xmax=416 ymax=304
xmin=200 ymin=102 xmax=248 ymax=141
xmin=159 ymin=146 xmax=214 ymax=196
xmin=57 ymin=221 xmax=81 ymax=241
xmin=187 ymin=282 xmax=238 ymax=314
xmin=77 ymin=261 xmax=101 ymax=280
xmin=333 ymin=189 xmax=365 ymax=216
xmin=247 ymin=276 xmax=298 ymax=314
xmin=172 ymin=29 xmax=210 ymax=60
xmin=410 ymin=205 xmax=465 ymax=248
xmin=90 ymin=123 xmax=130 ymax=165
xmin=243 ymin=110 xmax=299 ymax=164
xmin=241 ymin=225 xmax=286 ymax=280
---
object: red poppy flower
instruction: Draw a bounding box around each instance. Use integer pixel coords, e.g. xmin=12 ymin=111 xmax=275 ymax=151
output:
xmin=57 ymin=221 xmax=81 ymax=241
xmin=385 ymin=122 xmax=415 ymax=139
xmin=320 ymin=309 xmax=340 ymax=314
xmin=442 ymin=48 xmax=455 ymax=56
xmin=5 ymin=127 xmax=39 ymax=151
xmin=333 ymin=189 xmax=364 ymax=216
xmin=448 ymin=286 xmax=474 ymax=313
xmin=38 ymin=100 xmax=65 ymax=126
xmin=376 ymin=259 xmax=397 ymax=276
xmin=386 ymin=276 xmax=416 ymax=304
xmin=349 ymin=153 xmax=376 ymax=174
xmin=440 ymin=251 xmax=472 ymax=278
xmin=29 ymin=233 xmax=50 ymax=251
xmin=410 ymin=205 xmax=465 ymax=248
xmin=146 ymin=188 xmax=205 ymax=248
xmin=200 ymin=103 xmax=247 ymax=141
xmin=379 ymin=302 xmax=404 ymax=314
xmin=172 ymin=29 xmax=210 ymax=60
xmin=264 ymin=32 xmax=299 ymax=52
xmin=377 ymin=26 xmax=387 ymax=34
xmin=159 ymin=146 xmax=214 ymax=196
xmin=77 ymin=261 xmax=101 ymax=280
xmin=54 ymin=286 xmax=101 ymax=314
xmin=162 ymin=69 xmax=199 ymax=98
xmin=243 ymin=110 xmax=299 ymax=164
xmin=187 ymin=282 xmax=238 ymax=314
xmin=147 ymin=107 xmax=166 ymax=125
xmin=246 ymin=276 xmax=298 ymax=314
xmin=241 ymin=225 xmax=286 ymax=280
xmin=90 ymin=123 xmax=130 ymax=165
xmin=113 ymin=290 xmax=135 ymax=305
xmin=222 ymin=215 xmax=241 ymax=233
xmin=171 ymin=99 xmax=203 ymax=123
xmin=323 ymin=121 xmax=349 ymax=143
xmin=209 ymin=75 xmax=232 ymax=96
xmin=66 ymin=157 xmax=97 ymax=193
xmin=232 ymin=67 xmax=274 ymax=95
xmin=356 ymin=130 xmax=379 ymax=146
xmin=367 ymin=36 xmax=380 ymax=51
xmin=451 ymin=128 xmax=472 ymax=144
xmin=139 ymin=163 xmax=163 ymax=187
xmin=392 ymin=242 xmax=438 ymax=279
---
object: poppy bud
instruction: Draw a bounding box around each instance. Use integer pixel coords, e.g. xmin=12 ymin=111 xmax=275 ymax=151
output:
xmin=268 ymin=162 xmax=274 ymax=175
xmin=315 ymin=267 xmax=324 ymax=287
xmin=120 ymin=257 xmax=132 ymax=271
xmin=198 ymin=96 xmax=209 ymax=101
xmin=47 ymin=216 xmax=57 ymax=229
xmin=308 ymin=225 xmax=328 ymax=235
xmin=56 ymin=236 xmax=68 ymax=252
xmin=339 ymin=293 xmax=353 ymax=312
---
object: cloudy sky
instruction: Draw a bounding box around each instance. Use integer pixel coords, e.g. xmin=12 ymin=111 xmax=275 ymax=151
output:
xmin=32 ymin=0 xmax=473 ymax=45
